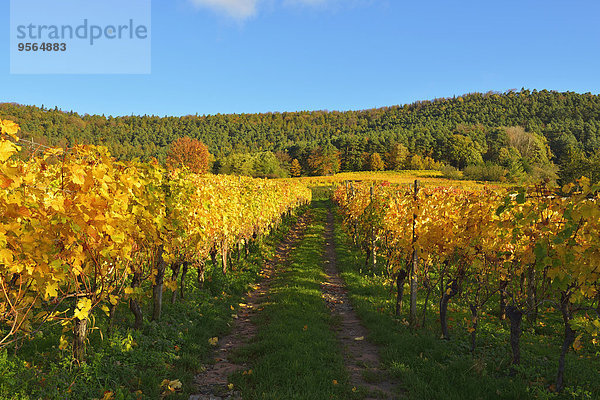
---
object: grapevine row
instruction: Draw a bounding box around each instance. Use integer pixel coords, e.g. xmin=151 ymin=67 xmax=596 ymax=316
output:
xmin=334 ymin=179 xmax=600 ymax=391
xmin=0 ymin=121 xmax=311 ymax=360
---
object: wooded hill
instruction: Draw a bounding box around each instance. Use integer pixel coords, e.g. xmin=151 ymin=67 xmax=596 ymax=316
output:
xmin=3 ymin=89 xmax=600 ymax=182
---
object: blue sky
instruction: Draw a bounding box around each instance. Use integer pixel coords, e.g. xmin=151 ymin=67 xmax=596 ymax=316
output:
xmin=2 ymin=0 xmax=600 ymax=117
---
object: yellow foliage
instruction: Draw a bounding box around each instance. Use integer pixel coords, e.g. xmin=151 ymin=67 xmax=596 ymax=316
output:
xmin=73 ymin=298 xmax=93 ymax=320
xmin=0 ymin=131 xmax=312 ymax=348
xmin=0 ymin=140 xmax=19 ymax=162
xmin=59 ymin=335 xmax=69 ymax=350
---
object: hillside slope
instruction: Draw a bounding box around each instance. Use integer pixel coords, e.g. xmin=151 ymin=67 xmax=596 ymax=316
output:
xmin=3 ymin=89 xmax=600 ymax=181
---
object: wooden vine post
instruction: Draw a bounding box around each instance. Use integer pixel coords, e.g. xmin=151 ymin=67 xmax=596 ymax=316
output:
xmin=352 ymin=182 xmax=358 ymax=244
xmin=409 ymin=179 xmax=419 ymax=327
xmin=370 ymin=184 xmax=377 ymax=271
xmin=152 ymin=245 xmax=167 ymax=322
xmin=221 ymin=241 xmax=228 ymax=275
xmin=129 ymin=271 xmax=143 ymax=329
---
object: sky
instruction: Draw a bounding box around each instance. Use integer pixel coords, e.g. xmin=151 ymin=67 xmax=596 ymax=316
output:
xmin=2 ymin=0 xmax=600 ymax=117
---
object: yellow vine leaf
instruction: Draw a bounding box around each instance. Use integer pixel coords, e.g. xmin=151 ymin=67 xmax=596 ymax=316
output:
xmin=109 ymin=295 xmax=119 ymax=305
xmin=573 ymin=334 xmax=583 ymax=352
xmin=161 ymin=379 xmax=182 ymax=392
xmin=101 ymin=391 xmax=114 ymax=400
xmin=44 ymin=282 xmax=59 ymax=299
xmin=0 ymin=248 xmax=13 ymax=264
xmin=0 ymin=120 xmax=20 ymax=140
xmin=73 ymin=298 xmax=93 ymax=320
xmin=59 ymin=335 xmax=69 ymax=350
xmin=0 ymin=140 xmax=19 ymax=162
xmin=164 ymin=280 xmax=178 ymax=292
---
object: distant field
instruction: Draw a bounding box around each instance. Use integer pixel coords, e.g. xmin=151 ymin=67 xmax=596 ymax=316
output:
xmin=287 ymin=170 xmax=509 ymax=190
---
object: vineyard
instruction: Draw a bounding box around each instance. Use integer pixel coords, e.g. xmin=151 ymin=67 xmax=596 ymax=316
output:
xmin=333 ymin=179 xmax=600 ymax=393
xmin=293 ymin=170 xmax=508 ymax=190
xmin=1 ymin=117 xmax=600 ymax=399
xmin=0 ymin=120 xmax=311 ymax=365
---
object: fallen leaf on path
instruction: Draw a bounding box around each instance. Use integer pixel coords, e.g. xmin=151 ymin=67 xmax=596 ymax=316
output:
xmin=160 ymin=379 xmax=182 ymax=392
xmin=354 ymin=336 xmax=364 ymax=341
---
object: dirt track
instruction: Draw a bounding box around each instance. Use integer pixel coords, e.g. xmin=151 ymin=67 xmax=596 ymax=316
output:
xmin=189 ymin=213 xmax=310 ymax=400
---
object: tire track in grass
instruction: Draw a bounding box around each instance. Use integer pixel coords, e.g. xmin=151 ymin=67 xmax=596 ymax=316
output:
xmin=229 ymin=201 xmax=356 ymax=400
xmin=189 ymin=212 xmax=310 ymax=400
xmin=321 ymin=204 xmax=398 ymax=400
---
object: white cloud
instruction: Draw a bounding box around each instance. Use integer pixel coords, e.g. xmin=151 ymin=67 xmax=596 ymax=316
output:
xmin=189 ymin=0 xmax=259 ymax=20
xmin=188 ymin=0 xmax=341 ymax=20
xmin=284 ymin=0 xmax=331 ymax=5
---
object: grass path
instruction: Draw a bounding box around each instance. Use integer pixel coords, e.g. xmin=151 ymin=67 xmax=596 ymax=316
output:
xmin=227 ymin=201 xmax=355 ymax=399
xmin=217 ymin=200 xmax=401 ymax=400
xmin=189 ymin=212 xmax=311 ymax=400
xmin=321 ymin=205 xmax=398 ymax=399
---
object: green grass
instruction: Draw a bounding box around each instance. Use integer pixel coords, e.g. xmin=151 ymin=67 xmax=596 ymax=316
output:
xmin=0 ymin=208 xmax=305 ymax=400
xmin=332 ymin=201 xmax=600 ymax=400
xmin=6 ymin=200 xmax=597 ymax=400
xmin=310 ymin=185 xmax=334 ymax=201
xmin=230 ymin=200 xmax=357 ymax=400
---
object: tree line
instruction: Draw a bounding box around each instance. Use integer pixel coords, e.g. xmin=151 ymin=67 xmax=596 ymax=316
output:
xmin=3 ymin=89 xmax=600 ymax=182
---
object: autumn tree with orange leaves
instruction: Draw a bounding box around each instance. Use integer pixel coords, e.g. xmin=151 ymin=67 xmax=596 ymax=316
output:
xmin=166 ymin=137 xmax=211 ymax=173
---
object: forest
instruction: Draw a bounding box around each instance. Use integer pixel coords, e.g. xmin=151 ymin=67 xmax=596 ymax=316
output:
xmin=3 ymin=89 xmax=600 ymax=183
